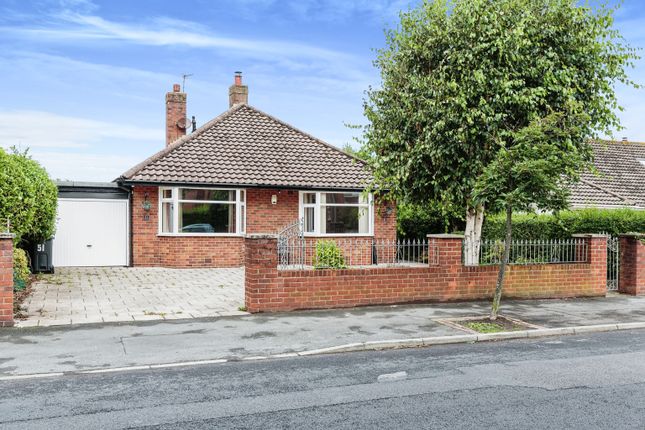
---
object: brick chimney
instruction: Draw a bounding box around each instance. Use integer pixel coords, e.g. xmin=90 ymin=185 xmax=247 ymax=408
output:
xmin=166 ymin=83 xmax=187 ymax=146
xmin=229 ymin=71 xmax=248 ymax=107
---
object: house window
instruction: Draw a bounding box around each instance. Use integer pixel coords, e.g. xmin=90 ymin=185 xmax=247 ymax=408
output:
xmin=300 ymin=191 xmax=372 ymax=235
xmin=158 ymin=188 xmax=245 ymax=235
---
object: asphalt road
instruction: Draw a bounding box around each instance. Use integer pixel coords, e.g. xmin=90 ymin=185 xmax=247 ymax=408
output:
xmin=2 ymin=330 xmax=645 ymax=429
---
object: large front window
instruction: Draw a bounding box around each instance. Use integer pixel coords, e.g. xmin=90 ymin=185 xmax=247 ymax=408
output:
xmin=300 ymin=191 xmax=372 ymax=235
xmin=159 ymin=188 xmax=245 ymax=235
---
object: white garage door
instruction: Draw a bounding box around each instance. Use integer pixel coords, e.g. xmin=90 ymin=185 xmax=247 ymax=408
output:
xmin=53 ymin=198 xmax=129 ymax=267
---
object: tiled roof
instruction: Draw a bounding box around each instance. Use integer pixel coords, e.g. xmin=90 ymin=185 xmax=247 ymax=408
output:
xmin=569 ymin=140 xmax=645 ymax=209
xmin=120 ymin=104 xmax=371 ymax=190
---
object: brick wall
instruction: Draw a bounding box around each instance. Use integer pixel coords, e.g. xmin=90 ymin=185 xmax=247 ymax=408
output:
xmin=374 ymin=198 xmax=397 ymax=241
xmin=0 ymin=234 xmax=14 ymax=327
xmin=245 ymin=234 xmax=608 ymax=313
xmin=246 ymin=188 xmax=299 ymax=234
xmin=132 ymin=186 xmax=395 ymax=268
xmin=619 ymin=234 xmax=645 ymax=295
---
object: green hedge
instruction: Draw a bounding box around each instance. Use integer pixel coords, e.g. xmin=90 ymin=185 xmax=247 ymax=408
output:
xmin=397 ymin=202 xmax=465 ymax=239
xmin=0 ymin=147 xmax=57 ymax=244
xmin=482 ymin=208 xmax=645 ymax=239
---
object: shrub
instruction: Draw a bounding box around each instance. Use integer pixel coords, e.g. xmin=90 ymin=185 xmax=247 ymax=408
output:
xmin=0 ymin=147 xmax=57 ymax=244
xmin=397 ymin=202 xmax=465 ymax=239
xmin=313 ymin=241 xmax=346 ymax=269
xmin=13 ymin=247 xmax=30 ymax=291
xmin=482 ymin=208 xmax=645 ymax=239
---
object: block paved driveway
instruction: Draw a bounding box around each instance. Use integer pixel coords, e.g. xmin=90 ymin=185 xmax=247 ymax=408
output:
xmin=15 ymin=267 xmax=246 ymax=327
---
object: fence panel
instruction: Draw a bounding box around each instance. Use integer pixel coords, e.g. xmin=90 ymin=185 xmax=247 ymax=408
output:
xmin=463 ymin=238 xmax=589 ymax=266
xmin=277 ymin=236 xmax=438 ymax=270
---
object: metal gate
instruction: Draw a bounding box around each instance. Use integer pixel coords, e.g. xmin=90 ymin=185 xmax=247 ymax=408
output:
xmin=277 ymin=218 xmax=304 ymax=269
xmin=607 ymin=235 xmax=620 ymax=291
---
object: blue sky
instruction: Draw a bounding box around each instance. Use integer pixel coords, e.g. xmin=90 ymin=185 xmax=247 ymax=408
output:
xmin=0 ymin=0 xmax=643 ymax=181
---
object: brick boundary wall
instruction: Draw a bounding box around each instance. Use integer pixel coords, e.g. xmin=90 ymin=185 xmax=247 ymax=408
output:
xmin=0 ymin=233 xmax=14 ymax=327
xmin=619 ymin=234 xmax=645 ymax=295
xmin=245 ymin=233 xmax=608 ymax=313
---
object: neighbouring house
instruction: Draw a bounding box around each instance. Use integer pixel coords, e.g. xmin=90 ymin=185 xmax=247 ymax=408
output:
xmin=107 ymin=73 xmax=395 ymax=268
xmin=568 ymin=139 xmax=645 ymax=210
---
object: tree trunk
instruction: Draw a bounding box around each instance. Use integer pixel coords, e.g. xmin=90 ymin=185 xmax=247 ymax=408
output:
xmin=490 ymin=204 xmax=512 ymax=320
xmin=464 ymin=204 xmax=485 ymax=266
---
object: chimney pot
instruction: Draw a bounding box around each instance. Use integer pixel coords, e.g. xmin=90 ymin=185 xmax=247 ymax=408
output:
xmin=234 ymin=71 xmax=242 ymax=86
xmin=173 ymin=83 xmax=181 ymax=92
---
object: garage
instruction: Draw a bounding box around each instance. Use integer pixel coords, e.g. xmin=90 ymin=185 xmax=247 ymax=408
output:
xmin=52 ymin=182 xmax=130 ymax=267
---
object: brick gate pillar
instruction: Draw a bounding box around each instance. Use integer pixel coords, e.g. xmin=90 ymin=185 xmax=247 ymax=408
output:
xmin=427 ymin=234 xmax=465 ymax=294
xmin=574 ymin=234 xmax=608 ymax=295
xmin=244 ymin=234 xmax=279 ymax=313
xmin=619 ymin=233 xmax=645 ymax=295
xmin=0 ymin=233 xmax=15 ymax=327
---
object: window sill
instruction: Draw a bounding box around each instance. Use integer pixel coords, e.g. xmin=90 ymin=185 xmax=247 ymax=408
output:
xmin=157 ymin=233 xmax=245 ymax=238
xmin=303 ymin=233 xmax=374 ymax=238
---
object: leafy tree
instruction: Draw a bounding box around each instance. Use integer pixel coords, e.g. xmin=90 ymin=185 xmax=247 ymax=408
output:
xmin=473 ymin=112 xmax=594 ymax=317
xmin=362 ymin=0 xmax=638 ymax=318
xmin=0 ymin=147 xmax=57 ymax=244
xmin=343 ymin=144 xmax=465 ymax=236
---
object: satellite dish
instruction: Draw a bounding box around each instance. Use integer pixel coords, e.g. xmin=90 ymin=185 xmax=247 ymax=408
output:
xmin=176 ymin=117 xmax=187 ymax=129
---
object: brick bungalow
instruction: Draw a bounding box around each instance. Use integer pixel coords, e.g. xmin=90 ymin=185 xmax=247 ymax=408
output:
xmin=117 ymin=73 xmax=396 ymax=268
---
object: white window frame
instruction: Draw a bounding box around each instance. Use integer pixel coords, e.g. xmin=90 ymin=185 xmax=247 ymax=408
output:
xmin=158 ymin=187 xmax=246 ymax=236
xmin=298 ymin=191 xmax=373 ymax=237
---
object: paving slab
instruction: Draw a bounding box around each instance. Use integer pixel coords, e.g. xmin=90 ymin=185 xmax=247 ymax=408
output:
xmin=15 ymin=267 xmax=245 ymax=327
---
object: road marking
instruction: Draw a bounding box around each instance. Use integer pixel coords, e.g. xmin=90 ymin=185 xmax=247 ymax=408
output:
xmin=150 ymin=359 xmax=228 ymax=369
xmin=377 ymin=371 xmax=408 ymax=383
xmin=0 ymin=372 xmax=64 ymax=381
xmin=80 ymin=366 xmax=151 ymax=374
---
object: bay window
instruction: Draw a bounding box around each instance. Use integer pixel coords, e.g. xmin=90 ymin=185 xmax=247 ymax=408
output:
xmin=159 ymin=188 xmax=246 ymax=235
xmin=300 ymin=191 xmax=372 ymax=235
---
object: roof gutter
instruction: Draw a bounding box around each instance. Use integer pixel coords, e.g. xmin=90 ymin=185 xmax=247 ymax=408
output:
xmin=116 ymin=179 xmax=373 ymax=193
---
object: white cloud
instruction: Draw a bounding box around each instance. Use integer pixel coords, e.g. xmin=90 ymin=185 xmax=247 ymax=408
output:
xmin=28 ymin=151 xmax=144 ymax=182
xmin=0 ymin=110 xmax=163 ymax=181
xmin=2 ymin=12 xmax=357 ymax=66
xmin=0 ymin=110 xmax=160 ymax=149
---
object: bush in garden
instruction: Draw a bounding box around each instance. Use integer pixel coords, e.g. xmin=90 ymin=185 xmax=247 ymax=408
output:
xmin=313 ymin=241 xmax=347 ymax=269
xmin=13 ymin=247 xmax=30 ymax=291
xmin=0 ymin=147 xmax=57 ymax=244
xmin=397 ymin=202 xmax=465 ymax=239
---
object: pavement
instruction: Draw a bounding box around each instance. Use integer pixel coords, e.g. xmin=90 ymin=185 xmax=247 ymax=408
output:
xmin=16 ymin=267 xmax=246 ymax=327
xmin=3 ymin=293 xmax=645 ymax=378
xmin=2 ymin=330 xmax=645 ymax=429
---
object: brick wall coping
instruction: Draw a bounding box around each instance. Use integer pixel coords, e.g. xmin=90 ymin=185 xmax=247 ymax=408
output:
xmin=245 ymin=234 xmax=278 ymax=239
xmin=618 ymin=232 xmax=645 ymax=238
xmin=571 ymin=233 xmax=609 ymax=238
xmin=0 ymin=233 xmax=15 ymax=239
xmin=427 ymin=233 xmax=465 ymax=239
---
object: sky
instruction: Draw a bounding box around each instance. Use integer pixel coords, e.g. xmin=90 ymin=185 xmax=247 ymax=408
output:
xmin=0 ymin=0 xmax=644 ymax=182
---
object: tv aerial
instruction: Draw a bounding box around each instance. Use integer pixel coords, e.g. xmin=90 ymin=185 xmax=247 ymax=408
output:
xmin=177 ymin=73 xmax=197 ymax=132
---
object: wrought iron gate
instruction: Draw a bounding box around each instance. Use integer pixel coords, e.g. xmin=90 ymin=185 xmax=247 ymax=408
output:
xmin=607 ymin=235 xmax=620 ymax=291
xmin=277 ymin=218 xmax=304 ymax=268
